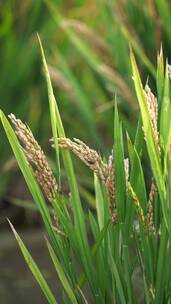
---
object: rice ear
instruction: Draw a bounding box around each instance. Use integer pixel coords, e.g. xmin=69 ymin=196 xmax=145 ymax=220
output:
xmin=9 ymin=114 xmax=58 ymax=202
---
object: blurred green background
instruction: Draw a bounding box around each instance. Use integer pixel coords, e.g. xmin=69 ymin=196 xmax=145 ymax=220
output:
xmin=0 ymin=0 xmax=171 ymax=302
xmin=1 ymin=0 xmax=171 ymax=227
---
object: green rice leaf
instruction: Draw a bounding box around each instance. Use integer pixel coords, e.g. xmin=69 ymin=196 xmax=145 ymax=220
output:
xmin=8 ymin=220 xmax=58 ymax=304
xmin=77 ymin=219 xmax=110 ymax=289
xmin=37 ymin=40 xmax=96 ymax=291
xmin=122 ymin=244 xmax=134 ymax=303
xmin=94 ymin=174 xmax=105 ymax=230
xmin=47 ymin=240 xmax=78 ymax=304
xmin=160 ymin=61 xmax=171 ymax=158
xmin=108 ymin=243 xmax=126 ymax=304
xmin=130 ymin=52 xmax=171 ymax=234
xmin=114 ymin=103 xmax=126 ymax=222
xmin=38 ymin=34 xmax=61 ymax=185
xmin=156 ymin=46 xmax=164 ymax=104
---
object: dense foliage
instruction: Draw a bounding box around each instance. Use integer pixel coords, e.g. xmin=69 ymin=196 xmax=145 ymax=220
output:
xmin=1 ymin=1 xmax=171 ymax=303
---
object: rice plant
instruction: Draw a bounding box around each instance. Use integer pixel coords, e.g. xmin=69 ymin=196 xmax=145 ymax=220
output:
xmin=2 ymin=0 xmax=171 ymax=199
xmin=1 ymin=39 xmax=171 ymax=303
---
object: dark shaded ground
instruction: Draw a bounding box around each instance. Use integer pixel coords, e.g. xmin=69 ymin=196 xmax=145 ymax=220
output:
xmin=0 ymin=229 xmax=61 ymax=304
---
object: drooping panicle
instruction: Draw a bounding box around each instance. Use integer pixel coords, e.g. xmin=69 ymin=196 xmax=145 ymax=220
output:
xmin=57 ymin=137 xmax=108 ymax=183
xmin=144 ymin=85 xmax=160 ymax=153
xmin=9 ymin=114 xmax=58 ymax=202
xmin=57 ymin=138 xmax=118 ymax=223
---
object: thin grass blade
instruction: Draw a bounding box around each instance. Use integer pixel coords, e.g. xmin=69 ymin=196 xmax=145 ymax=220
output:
xmin=47 ymin=240 xmax=78 ymax=304
xmin=8 ymin=220 xmax=58 ymax=304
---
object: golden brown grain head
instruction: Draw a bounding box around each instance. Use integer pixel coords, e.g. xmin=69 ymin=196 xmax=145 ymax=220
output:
xmin=57 ymin=137 xmax=108 ymax=183
xmin=57 ymin=137 xmax=119 ymax=223
xmin=9 ymin=114 xmax=58 ymax=202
